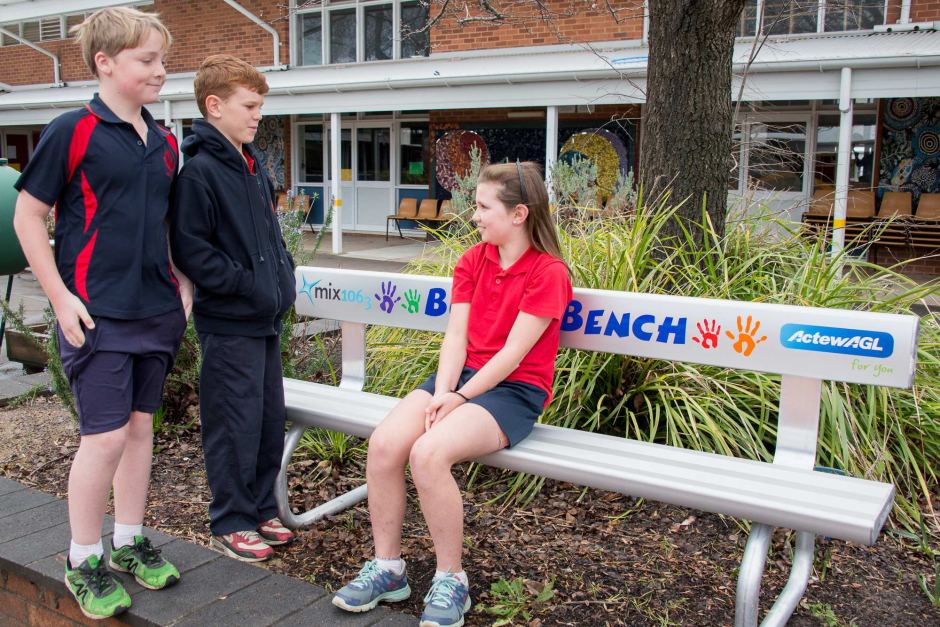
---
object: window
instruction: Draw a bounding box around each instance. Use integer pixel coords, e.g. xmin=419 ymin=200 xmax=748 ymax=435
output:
xmin=326 ymin=129 xmax=353 ymax=180
xmin=39 ymin=17 xmax=63 ymax=41
xmin=365 ymin=4 xmax=393 ymax=61
xmin=301 ymin=125 xmax=325 ymax=182
xmin=824 ymin=1 xmax=884 ymax=32
xmin=296 ymin=0 xmax=430 ymax=66
xmin=747 ymin=122 xmax=806 ymax=192
xmin=737 ymin=1 xmax=886 ymax=37
xmin=400 ymin=124 xmax=429 ymax=184
xmin=357 ymin=128 xmax=391 ymax=181
xmin=814 ymin=114 xmax=876 ymax=189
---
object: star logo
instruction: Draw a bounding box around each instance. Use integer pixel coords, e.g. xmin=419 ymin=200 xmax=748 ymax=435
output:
xmin=299 ymin=276 xmax=319 ymax=304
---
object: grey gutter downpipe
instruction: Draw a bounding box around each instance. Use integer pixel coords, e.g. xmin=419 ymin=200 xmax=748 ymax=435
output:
xmin=0 ymin=27 xmax=61 ymax=86
xmin=222 ymin=0 xmax=287 ymax=70
xmin=901 ymin=0 xmax=912 ymax=24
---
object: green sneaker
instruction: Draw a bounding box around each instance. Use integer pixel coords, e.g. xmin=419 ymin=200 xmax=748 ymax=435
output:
xmin=64 ymin=554 xmax=131 ymax=620
xmin=108 ymin=535 xmax=180 ymax=590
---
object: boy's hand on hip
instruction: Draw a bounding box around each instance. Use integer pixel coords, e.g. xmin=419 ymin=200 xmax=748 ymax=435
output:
xmin=52 ymin=292 xmax=94 ymax=348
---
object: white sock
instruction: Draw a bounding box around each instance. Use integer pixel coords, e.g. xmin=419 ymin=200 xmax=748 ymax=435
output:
xmin=434 ymin=569 xmax=468 ymax=588
xmin=112 ymin=523 xmax=143 ymax=549
xmin=376 ymin=556 xmax=405 ymax=576
xmin=69 ymin=539 xmax=103 ymax=567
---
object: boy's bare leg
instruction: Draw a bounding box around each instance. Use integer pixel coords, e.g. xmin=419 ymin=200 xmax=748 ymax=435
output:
xmin=408 ymin=405 xmax=507 ymax=573
xmin=366 ymin=390 xmax=431 ymax=559
xmin=68 ymin=427 xmax=129 ymax=545
xmin=112 ymin=411 xmax=153 ymax=526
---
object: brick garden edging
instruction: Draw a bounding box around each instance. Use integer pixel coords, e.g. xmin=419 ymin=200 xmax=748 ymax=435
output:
xmin=0 ymin=477 xmax=411 ymax=626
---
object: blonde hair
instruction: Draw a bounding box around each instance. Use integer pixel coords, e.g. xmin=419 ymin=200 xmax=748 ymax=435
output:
xmin=478 ymin=161 xmax=566 ymax=263
xmin=194 ymin=54 xmax=269 ymax=118
xmin=71 ymin=7 xmax=171 ymax=77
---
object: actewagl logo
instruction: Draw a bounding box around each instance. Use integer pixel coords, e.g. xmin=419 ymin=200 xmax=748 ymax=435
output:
xmin=780 ymin=324 xmax=894 ymax=358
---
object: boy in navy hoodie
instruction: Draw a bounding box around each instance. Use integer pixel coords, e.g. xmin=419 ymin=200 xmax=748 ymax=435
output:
xmin=169 ymin=55 xmax=295 ymax=561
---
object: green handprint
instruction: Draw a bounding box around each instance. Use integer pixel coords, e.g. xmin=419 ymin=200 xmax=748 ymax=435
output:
xmin=400 ymin=289 xmax=421 ymax=314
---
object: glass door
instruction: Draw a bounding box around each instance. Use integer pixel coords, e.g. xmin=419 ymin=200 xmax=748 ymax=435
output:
xmin=354 ymin=124 xmax=393 ymax=231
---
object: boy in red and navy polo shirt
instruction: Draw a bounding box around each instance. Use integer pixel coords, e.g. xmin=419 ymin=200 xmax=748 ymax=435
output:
xmin=13 ymin=8 xmax=188 ymax=619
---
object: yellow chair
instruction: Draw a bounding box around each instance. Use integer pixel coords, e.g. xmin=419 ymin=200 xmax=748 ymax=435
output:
xmin=386 ymin=197 xmax=418 ymax=240
xmin=916 ymin=193 xmax=940 ymax=220
xmin=877 ymin=191 xmax=912 ymax=218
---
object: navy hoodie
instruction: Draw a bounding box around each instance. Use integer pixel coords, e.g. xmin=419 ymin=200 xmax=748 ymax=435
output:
xmin=170 ymin=120 xmax=295 ymax=336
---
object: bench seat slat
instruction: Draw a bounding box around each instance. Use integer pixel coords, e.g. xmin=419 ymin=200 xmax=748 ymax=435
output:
xmin=284 ymin=379 xmax=894 ymax=545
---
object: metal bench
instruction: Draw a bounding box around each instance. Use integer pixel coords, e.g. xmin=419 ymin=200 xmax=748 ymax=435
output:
xmin=276 ymin=266 xmax=918 ymax=627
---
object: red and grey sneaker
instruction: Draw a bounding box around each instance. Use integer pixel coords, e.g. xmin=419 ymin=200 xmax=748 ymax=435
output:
xmin=209 ymin=530 xmax=274 ymax=562
xmin=257 ymin=517 xmax=294 ymax=546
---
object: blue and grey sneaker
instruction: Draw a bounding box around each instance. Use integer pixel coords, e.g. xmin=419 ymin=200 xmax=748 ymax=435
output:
xmin=419 ymin=573 xmax=471 ymax=627
xmin=332 ymin=560 xmax=411 ymax=612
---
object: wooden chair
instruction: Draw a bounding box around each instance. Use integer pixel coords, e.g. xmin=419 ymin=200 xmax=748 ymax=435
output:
xmin=416 ymin=198 xmax=439 ymax=221
xmin=877 ymin=192 xmax=912 ymax=219
xmin=439 ymin=199 xmax=456 ymax=220
xmin=386 ymin=198 xmax=418 ymax=240
xmin=808 ymin=189 xmax=834 ymax=216
xmin=846 ymin=190 xmax=875 ymax=218
xmin=916 ymin=193 xmax=940 ymax=221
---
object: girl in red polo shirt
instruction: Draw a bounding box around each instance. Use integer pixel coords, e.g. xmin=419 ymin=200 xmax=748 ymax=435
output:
xmin=333 ymin=162 xmax=573 ymax=627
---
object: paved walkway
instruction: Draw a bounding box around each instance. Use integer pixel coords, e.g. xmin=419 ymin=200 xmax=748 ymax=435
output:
xmin=0 ymin=476 xmax=412 ymax=626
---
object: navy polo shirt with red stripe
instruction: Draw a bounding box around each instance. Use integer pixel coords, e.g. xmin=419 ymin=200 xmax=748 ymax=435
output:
xmin=15 ymin=94 xmax=181 ymax=319
xmin=451 ymin=242 xmax=573 ymax=405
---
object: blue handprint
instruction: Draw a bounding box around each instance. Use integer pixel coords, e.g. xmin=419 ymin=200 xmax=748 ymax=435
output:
xmin=374 ymin=281 xmax=401 ymax=314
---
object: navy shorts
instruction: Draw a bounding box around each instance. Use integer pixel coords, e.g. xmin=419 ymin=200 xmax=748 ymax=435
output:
xmin=57 ymin=307 xmax=186 ymax=436
xmin=417 ymin=366 xmax=548 ymax=448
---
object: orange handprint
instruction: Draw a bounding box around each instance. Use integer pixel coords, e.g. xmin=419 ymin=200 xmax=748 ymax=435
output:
xmin=692 ymin=319 xmax=721 ymax=349
xmin=724 ymin=315 xmax=767 ymax=357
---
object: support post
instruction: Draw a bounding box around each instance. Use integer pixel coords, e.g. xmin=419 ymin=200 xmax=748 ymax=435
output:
xmin=331 ymin=113 xmax=343 ymax=255
xmin=545 ymin=106 xmax=559 ymax=204
xmin=832 ymin=67 xmax=853 ymax=256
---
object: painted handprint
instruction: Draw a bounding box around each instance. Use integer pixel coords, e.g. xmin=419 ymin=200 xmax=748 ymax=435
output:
xmin=374 ymin=281 xmax=401 ymax=314
xmin=724 ymin=315 xmax=767 ymax=357
xmin=692 ymin=319 xmax=721 ymax=349
xmin=400 ymin=289 xmax=421 ymax=314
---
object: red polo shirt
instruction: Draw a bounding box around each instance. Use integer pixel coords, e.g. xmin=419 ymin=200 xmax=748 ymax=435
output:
xmin=452 ymin=242 xmax=573 ymax=404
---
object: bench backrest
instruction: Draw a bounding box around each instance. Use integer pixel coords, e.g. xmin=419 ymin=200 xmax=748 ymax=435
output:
xmin=295 ymin=267 xmax=917 ymax=389
xmin=294 ymin=266 xmax=918 ymax=472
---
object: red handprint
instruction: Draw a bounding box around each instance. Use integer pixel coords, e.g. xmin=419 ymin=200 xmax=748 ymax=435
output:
xmin=692 ymin=319 xmax=721 ymax=349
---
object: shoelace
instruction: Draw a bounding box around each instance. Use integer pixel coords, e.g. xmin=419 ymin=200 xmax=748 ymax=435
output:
xmin=238 ymin=530 xmax=266 ymax=544
xmin=350 ymin=560 xmax=382 ymax=587
xmin=79 ymin=560 xmax=116 ymax=595
xmin=134 ymin=537 xmax=163 ymax=566
xmin=424 ymin=576 xmax=462 ymax=608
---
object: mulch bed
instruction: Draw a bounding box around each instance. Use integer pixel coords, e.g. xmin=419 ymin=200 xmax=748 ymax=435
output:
xmin=1 ymin=396 xmax=938 ymax=626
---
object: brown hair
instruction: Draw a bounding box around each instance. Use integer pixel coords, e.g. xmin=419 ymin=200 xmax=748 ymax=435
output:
xmin=478 ymin=161 xmax=565 ymax=262
xmin=194 ymin=55 xmax=270 ymax=118
xmin=71 ymin=7 xmax=171 ymax=77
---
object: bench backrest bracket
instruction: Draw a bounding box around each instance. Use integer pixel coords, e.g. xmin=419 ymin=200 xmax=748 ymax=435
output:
xmin=773 ymin=375 xmax=822 ymax=470
xmin=339 ymin=322 xmax=366 ymax=392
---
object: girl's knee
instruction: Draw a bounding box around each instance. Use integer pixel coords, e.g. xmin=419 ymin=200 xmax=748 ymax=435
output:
xmin=367 ymin=429 xmax=412 ymax=472
xmin=408 ymin=438 xmax=452 ymax=487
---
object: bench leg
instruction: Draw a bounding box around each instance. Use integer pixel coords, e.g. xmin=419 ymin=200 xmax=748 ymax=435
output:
xmin=275 ymin=423 xmax=369 ymax=529
xmin=735 ymin=524 xmax=815 ymax=627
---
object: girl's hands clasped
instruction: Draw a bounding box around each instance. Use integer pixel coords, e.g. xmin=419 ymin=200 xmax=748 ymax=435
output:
xmin=424 ymin=391 xmax=466 ymax=431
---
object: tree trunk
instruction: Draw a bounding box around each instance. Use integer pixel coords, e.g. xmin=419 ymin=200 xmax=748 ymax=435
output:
xmin=640 ymin=0 xmax=746 ymax=243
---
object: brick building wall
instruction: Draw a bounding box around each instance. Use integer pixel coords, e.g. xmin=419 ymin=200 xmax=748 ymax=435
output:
xmin=1 ymin=566 xmax=124 ymax=626
xmin=429 ymin=0 xmax=643 ymax=53
xmin=910 ymin=0 xmax=940 ymax=22
xmin=0 ymin=0 xmax=287 ymax=86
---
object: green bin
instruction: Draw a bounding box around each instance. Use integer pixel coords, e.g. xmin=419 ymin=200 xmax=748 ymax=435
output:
xmin=0 ymin=158 xmax=28 ymax=276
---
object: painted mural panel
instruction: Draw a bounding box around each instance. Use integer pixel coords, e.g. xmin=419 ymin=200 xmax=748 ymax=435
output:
xmin=879 ymin=98 xmax=940 ymax=204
